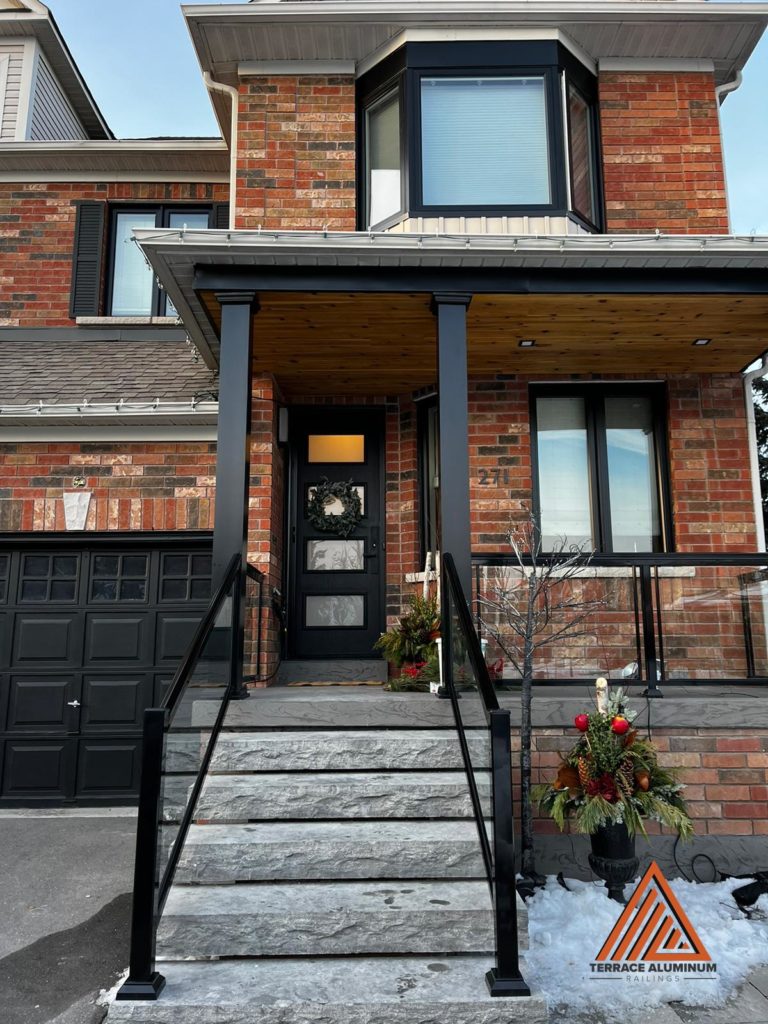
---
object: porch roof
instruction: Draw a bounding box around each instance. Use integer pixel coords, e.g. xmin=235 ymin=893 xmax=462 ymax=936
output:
xmin=135 ymin=229 xmax=768 ymax=392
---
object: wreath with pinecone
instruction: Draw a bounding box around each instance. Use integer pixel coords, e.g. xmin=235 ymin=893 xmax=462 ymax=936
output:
xmin=307 ymin=478 xmax=363 ymax=538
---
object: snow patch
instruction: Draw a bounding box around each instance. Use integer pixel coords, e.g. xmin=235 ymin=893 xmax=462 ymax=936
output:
xmin=97 ymin=967 xmax=129 ymax=1007
xmin=524 ymin=875 xmax=768 ymax=1018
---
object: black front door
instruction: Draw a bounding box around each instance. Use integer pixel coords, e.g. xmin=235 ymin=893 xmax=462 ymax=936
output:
xmin=289 ymin=408 xmax=384 ymax=660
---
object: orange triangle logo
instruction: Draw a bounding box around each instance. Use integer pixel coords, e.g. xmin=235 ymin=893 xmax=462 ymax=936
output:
xmin=595 ymin=861 xmax=712 ymax=963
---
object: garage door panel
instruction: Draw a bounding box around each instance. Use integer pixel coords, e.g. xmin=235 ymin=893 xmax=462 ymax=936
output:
xmin=1 ymin=738 xmax=76 ymax=801
xmin=77 ymin=739 xmax=140 ymax=798
xmin=156 ymin=613 xmax=203 ymax=664
xmin=12 ymin=613 xmax=82 ymax=667
xmin=84 ymin=613 xmax=151 ymax=664
xmin=81 ymin=674 xmax=151 ymax=732
xmin=6 ymin=675 xmax=81 ymax=732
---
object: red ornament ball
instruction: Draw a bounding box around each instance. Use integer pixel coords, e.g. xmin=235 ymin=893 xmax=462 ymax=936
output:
xmin=574 ymin=713 xmax=590 ymax=732
xmin=611 ymin=715 xmax=630 ymax=735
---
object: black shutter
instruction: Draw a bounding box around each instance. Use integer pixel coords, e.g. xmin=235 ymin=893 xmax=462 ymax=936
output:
xmin=69 ymin=201 xmax=106 ymax=317
xmin=213 ymin=202 xmax=230 ymax=230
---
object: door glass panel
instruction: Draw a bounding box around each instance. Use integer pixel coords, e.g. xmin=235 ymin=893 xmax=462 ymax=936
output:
xmin=536 ymin=396 xmax=593 ymax=549
xmin=307 ymin=484 xmax=365 ymax=515
xmin=307 ymin=540 xmax=365 ymax=572
xmin=305 ymin=595 xmax=365 ymax=628
xmin=111 ymin=212 xmax=157 ymax=315
xmin=308 ymin=435 xmax=365 ymax=463
xmin=605 ymin=397 xmax=662 ymax=552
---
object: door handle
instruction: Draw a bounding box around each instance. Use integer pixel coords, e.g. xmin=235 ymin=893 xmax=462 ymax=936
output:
xmin=67 ymin=700 xmax=81 ymax=708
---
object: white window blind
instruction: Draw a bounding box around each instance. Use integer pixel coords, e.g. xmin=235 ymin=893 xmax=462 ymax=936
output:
xmin=421 ymin=76 xmax=551 ymax=206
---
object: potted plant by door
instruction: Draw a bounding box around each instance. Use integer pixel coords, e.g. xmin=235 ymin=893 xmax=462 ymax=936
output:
xmin=374 ymin=592 xmax=440 ymax=691
xmin=533 ymin=687 xmax=693 ymax=901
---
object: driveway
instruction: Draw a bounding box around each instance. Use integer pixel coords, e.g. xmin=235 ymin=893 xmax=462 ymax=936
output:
xmin=0 ymin=809 xmax=135 ymax=1024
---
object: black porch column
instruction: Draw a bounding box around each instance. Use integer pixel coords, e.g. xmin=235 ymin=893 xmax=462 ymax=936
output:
xmin=212 ymin=291 xmax=258 ymax=588
xmin=433 ymin=292 xmax=472 ymax=600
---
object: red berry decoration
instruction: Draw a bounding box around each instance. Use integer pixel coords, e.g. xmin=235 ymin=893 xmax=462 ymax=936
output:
xmin=611 ymin=715 xmax=630 ymax=735
xmin=574 ymin=713 xmax=590 ymax=732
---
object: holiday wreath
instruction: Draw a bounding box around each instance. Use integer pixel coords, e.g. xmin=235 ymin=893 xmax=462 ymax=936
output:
xmin=307 ymin=478 xmax=363 ymax=538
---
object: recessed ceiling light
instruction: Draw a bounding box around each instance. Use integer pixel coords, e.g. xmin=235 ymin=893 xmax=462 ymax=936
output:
xmin=693 ymin=338 xmax=711 ymax=347
xmin=519 ymin=339 xmax=536 ymax=348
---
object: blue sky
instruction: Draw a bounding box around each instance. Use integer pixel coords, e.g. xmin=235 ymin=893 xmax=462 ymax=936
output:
xmin=53 ymin=0 xmax=768 ymax=233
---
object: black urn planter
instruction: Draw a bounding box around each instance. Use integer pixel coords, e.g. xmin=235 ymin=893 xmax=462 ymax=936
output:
xmin=588 ymin=821 xmax=640 ymax=903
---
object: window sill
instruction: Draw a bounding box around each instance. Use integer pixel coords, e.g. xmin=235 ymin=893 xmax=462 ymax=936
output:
xmin=76 ymin=316 xmax=181 ymax=327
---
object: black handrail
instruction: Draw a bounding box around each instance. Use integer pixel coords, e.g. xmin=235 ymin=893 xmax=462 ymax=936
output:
xmin=441 ymin=552 xmax=530 ymax=998
xmin=116 ymin=553 xmax=242 ymax=1002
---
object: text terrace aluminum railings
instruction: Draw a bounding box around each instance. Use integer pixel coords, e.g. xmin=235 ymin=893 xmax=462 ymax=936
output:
xmin=441 ymin=551 xmax=530 ymax=997
xmin=472 ymin=552 xmax=768 ymax=691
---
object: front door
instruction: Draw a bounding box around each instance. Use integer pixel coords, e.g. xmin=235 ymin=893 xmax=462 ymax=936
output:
xmin=289 ymin=409 xmax=384 ymax=660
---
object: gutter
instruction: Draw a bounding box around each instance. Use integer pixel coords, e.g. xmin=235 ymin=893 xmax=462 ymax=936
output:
xmin=203 ymin=73 xmax=237 ymax=230
xmin=714 ymin=71 xmax=744 ymax=264
xmin=743 ymin=358 xmax=767 ymax=552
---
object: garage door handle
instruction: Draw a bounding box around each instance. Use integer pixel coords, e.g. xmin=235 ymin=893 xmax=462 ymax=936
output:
xmin=67 ymin=700 xmax=81 ymax=708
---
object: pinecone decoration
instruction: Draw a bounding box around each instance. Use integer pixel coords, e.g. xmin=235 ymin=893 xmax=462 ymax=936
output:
xmin=617 ymin=757 xmax=634 ymax=797
xmin=577 ymin=756 xmax=592 ymax=788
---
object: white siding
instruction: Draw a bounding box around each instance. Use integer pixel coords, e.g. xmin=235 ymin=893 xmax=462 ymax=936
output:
xmin=385 ymin=214 xmax=589 ymax=236
xmin=29 ymin=51 xmax=86 ymax=141
xmin=0 ymin=40 xmax=27 ymax=139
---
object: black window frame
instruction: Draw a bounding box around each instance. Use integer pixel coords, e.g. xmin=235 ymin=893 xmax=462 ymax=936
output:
xmin=106 ymin=204 xmax=214 ymax=317
xmin=529 ymin=383 xmax=673 ymax=555
xmin=357 ymin=41 xmax=604 ymax=231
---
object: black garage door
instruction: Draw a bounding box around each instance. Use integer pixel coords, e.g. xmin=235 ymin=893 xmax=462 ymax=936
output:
xmin=0 ymin=536 xmax=213 ymax=806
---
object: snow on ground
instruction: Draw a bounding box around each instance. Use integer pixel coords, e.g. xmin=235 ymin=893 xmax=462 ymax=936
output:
xmin=524 ymin=875 xmax=768 ymax=1018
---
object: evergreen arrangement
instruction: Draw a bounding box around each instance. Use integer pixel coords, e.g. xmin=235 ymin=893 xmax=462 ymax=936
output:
xmin=534 ymin=688 xmax=693 ymax=838
xmin=375 ymin=592 xmax=440 ymax=668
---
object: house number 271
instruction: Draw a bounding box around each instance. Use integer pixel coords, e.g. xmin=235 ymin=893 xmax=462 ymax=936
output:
xmin=477 ymin=469 xmax=510 ymax=486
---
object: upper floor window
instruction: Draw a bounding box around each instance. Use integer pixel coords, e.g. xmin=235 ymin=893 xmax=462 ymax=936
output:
xmin=109 ymin=207 xmax=213 ymax=316
xmin=358 ymin=41 xmax=602 ymax=231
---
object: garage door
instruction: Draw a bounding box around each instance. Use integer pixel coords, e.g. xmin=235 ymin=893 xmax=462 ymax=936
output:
xmin=0 ymin=538 xmax=213 ymax=805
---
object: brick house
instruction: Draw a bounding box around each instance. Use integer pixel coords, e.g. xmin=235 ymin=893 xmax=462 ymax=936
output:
xmin=2 ymin=1 xmax=768 ymax=1016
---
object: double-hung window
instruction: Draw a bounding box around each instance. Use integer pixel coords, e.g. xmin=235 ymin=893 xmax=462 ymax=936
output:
xmin=531 ymin=385 xmax=671 ymax=553
xmin=109 ymin=206 xmax=213 ymax=316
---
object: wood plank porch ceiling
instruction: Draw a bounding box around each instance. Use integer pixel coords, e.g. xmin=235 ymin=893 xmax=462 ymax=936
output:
xmin=199 ymin=290 xmax=768 ymax=396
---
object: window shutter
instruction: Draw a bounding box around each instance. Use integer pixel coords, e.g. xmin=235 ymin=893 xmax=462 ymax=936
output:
xmin=69 ymin=201 xmax=105 ymax=317
xmin=213 ymin=202 xmax=230 ymax=229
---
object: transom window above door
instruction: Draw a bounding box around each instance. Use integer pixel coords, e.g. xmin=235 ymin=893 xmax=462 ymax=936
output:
xmin=531 ymin=385 xmax=672 ymax=554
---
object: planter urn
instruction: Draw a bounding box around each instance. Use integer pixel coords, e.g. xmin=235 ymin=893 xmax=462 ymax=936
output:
xmin=588 ymin=821 xmax=639 ymax=903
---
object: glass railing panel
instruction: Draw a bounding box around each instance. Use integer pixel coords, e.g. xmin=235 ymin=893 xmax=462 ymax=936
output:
xmin=655 ymin=564 xmax=768 ymax=680
xmin=156 ymin=585 xmax=234 ymax=899
xmin=474 ymin=562 xmax=642 ymax=683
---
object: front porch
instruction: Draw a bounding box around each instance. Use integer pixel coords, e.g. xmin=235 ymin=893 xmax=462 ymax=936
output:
xmin=136 ymin=229 xmax=768 ymax=689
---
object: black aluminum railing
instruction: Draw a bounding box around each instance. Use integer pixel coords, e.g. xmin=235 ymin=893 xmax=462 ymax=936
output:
xmin=441 ymin=552 xmax=530 ymax=997
xmin=116 ymin=554 xmax=264 ymax=1000
xmin=473 ymin=552 xmax=768 ymax=689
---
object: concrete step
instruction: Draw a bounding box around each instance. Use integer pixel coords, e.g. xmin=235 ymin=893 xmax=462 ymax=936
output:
xmin=175 ymin=820 xmax=486 ymax=883
xmin=107 ymin=956 xmax=546 ymax=1024
xmin=194 ymin=771 xmax=489 ymax=821
xmin=210 ymin=730 xmax=489 ymax=773
xmin=277 ymin=659 xmax=388 ymax=684
xmin=219 ymin=690 xmax=470 ymax=729
xmin=157 ymin=880 xmax=495 ymax=958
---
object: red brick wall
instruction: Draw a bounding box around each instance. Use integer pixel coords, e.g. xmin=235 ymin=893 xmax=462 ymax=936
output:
xmin=0 ymin=182 xmax=229 ymax=327
xmin=599 ymin=72 xmax=729 ymax=233
xmin=527 ymin=728 xmax=768 ymax=839
xmin=0 ymin=441 xmax=216 ymax=531
xmin=235 ymin=75 xmax=356 ymax=231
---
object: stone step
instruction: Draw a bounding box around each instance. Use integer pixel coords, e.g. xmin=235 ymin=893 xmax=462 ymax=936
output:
xmin=107 ymin=956 xmax=546 ymax=1024
xmin=175 ymin=820 xmax=486 ymax=883
xmin=210 ymin=729 xmax=489 ymax=773
xmin=157 ymin=880 xmax=496 ymax=958
xmin=217 ymin=690 xmax=474 ymax=729
xmin=194 ymin=771 xmax=489 ymax=821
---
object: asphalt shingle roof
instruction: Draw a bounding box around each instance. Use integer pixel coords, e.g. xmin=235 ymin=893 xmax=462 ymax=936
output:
xmin=0 ymin=340 xmax=217 ymax=406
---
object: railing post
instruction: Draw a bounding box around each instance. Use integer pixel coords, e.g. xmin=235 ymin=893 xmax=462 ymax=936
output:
xmin=638 ymin=564 xmax=662 ymax=697
xmin=116 ymin=708 xmax=168 ymax=1001
xmin=487 ymin=708 xmax=531 ymax=997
